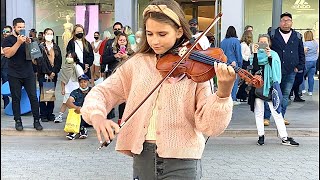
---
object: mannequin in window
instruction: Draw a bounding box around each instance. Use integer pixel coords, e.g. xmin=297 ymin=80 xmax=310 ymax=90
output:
xmin=62 ymin=15 xmax=73 ymax=49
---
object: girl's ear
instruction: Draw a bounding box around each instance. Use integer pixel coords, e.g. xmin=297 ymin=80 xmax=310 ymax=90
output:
xmin=176 ymin=27 xmax=183 ymax=39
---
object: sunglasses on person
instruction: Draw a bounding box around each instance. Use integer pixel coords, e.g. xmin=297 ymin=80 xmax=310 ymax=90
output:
xmin=2 ymin=30 xmax=11 ymax=34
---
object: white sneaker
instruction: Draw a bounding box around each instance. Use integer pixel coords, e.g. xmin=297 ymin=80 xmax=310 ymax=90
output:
xmin=233 ymin=101 xmax=241 ymax=106
xmin=308 ymin=92 xmax=313 ymax=96
xmin=54 ymin=114 xmax=63 ymax=123
xmin=301 ymin=90 xmax=307 ymax=94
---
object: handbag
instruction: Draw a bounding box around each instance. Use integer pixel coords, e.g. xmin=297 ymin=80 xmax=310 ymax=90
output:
xmin=255 ymin=86 xmax=272 ymax=101
xmin=30 ymin=41 xmax=43 ymax=59
xmin=64 ymin=109 xmax=81 ymax=133
xmin=40 ymin=79 xmax=56 ymax=102
xmin=26 ymin=42 xmax=43 ymax=60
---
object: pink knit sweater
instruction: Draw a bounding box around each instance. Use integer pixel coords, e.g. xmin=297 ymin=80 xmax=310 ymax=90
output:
xmin=81 ymin=53 xmax=233 ymax=159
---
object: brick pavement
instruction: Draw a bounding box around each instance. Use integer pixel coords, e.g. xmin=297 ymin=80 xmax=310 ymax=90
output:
xmin=1 ymin=136 xmax=318 ymax=180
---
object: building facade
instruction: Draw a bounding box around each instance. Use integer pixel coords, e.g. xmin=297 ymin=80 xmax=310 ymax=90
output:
xmin=3 ymin=0 xmax=319 ymax=47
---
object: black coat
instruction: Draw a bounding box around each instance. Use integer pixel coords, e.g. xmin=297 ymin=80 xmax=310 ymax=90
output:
xmin=36 ymin=43 xmax=62 ymax=78
xmin=66 ymin=39 xmax=94 ymax=69
xmin=269 ymin=28 xmax=305 ymax=75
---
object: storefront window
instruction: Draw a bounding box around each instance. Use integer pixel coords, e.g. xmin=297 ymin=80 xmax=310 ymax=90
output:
xmin=244 ymin=0 xmax=319 ymax=42
xmin=35 ymin=0 xmax=114 ymax=51
xmin=137 ymin=0 xmax=150 ymax=30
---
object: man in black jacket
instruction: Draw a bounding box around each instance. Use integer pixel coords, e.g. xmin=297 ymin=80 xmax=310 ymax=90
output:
xmin=265 ymin=12 xmax=305 ymax=125
xmin=101 ymin=22 xmax=123 ymax=119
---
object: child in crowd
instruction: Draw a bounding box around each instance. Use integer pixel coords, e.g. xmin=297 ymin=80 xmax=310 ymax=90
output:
xmin=65 ymin=74 xmax=91 ymax=140
xmin=54 ymin=51 xmax=83 ymax=123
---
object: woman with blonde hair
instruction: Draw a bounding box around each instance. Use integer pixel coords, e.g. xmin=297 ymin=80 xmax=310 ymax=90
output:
xmin=237 ymin=30 xmax=253 ymax=102
xmin=66 ymin=24 xmax=94 ymax=85
xmin=301 ymin=30 xmax=319 ymax=96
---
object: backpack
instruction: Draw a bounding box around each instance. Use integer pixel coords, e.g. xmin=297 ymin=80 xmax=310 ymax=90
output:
xmin=269 ymin=28 xmax=302 ymax=41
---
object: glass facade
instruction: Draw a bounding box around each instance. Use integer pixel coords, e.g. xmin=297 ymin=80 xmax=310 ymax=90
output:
xmin=34 ymin=0 xmax=114 ymax=37
xmin=245 ymin=0 xmax=319 ymax=42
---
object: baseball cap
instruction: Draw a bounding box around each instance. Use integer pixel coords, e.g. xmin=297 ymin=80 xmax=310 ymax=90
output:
xmin=29 ymin=28 xmax=37 ymax=33
xmin=280 ymin=12 xmax=292 ymax=19
xmin=188 ymin=18 xmax=198 ymax=25
xmin=78 ymin=74 xmax=89 ymax=81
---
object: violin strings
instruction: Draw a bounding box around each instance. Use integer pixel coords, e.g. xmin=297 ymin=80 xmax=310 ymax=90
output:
xmin=190 ymin=51 xmax=242 ymax=73
xmin=190 ymin=51 xmax=259 ymax=84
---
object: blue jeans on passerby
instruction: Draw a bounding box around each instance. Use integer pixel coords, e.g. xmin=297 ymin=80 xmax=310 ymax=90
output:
xmin=300 ymin=61 xmax=317 ymax=93
xmin=264 ymin=72 xmax=296 ymax=118
xmin=1 ymin=68 xmax=10 ymax=108
xmin=231 ymin=76 xmax=239 ymax=101
xmin=264 ymin=101 xmax=271 ymax=120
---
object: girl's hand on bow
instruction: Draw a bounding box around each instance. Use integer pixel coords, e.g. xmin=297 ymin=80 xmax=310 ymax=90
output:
xmin=214 ymin=62 xmax=236 ymax=98
xmin=90 ymin=114 xmax=120 ymax=144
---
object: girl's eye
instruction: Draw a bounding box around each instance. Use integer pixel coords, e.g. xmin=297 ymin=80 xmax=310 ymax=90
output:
xmin=159 ymin=33 xmax=166 ymax=37
xmin=146 ymin=33 xmax=152 ymax=36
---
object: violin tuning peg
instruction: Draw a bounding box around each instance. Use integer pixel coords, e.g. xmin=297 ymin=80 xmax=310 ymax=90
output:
xmin=178 ymin=46 xmax=188 ymax=57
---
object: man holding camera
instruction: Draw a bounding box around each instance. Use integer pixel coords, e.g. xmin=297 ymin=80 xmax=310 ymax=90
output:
xmin=1 ymin=17 xmax=43 ymax=131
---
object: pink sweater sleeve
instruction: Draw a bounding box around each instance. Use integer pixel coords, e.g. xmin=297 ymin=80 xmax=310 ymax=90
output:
xmin=194 ymin=82 xmax=233 ymax=137
xmin=81 ymin=67 xmax=129 ymax=124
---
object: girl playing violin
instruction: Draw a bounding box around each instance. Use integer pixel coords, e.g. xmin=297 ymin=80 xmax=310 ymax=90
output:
xmin=81 ymin=0 xmax=236 ymax=179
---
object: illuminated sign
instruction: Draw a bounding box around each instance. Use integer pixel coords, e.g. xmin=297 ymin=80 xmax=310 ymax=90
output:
xmin=292 ymin=0 xmax=315 ymax=10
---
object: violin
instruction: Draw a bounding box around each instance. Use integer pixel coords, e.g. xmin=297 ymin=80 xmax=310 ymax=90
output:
xmin=156 ymin=45 xmax=264 ymax=88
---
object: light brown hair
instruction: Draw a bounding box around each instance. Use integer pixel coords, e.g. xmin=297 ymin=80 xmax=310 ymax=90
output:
xmin=304 ymin=31 xmax=314 ymax=41
xmin=240 ymin=30 xmax=253 ymax=45
xmin=112 ymin=32 xmax=134 ymax=55
xmin=137 ymin=0 xmax=192 ymax=54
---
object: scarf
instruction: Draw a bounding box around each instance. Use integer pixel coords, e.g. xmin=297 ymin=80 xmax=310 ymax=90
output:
xmin=250 ymin=49 xmax=282 ymax=97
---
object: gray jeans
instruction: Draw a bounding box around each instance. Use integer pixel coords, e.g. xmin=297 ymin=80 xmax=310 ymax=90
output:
xmin=133 ymin=142 xmax=202 ymax=180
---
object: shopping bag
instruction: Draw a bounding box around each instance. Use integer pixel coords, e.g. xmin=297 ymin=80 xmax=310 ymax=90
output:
xmin=40 ymin=80 xmax=56 ymax=102
xmin=64 ymin=109 xmax=81 ymax=133
xmin=30 ymin=41 xmax=43 ymax=59
xmin=25 ymin=43 xmax=32 ymax=60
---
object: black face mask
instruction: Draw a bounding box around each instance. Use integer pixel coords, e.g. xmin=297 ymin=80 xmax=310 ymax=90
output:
xmin=114 ymin=30 xmax=121 ymax=36
xmin=75 ymin=33 xmax=84 ymax=39
xmin=94 ymin=36 xmax=99 ymax=40
xmin=190 ymin=27 xmax=197 ymax=35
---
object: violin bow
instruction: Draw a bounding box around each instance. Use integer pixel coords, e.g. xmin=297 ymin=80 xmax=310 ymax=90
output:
xmin=98 ymin=12 xmax=223 ymax=150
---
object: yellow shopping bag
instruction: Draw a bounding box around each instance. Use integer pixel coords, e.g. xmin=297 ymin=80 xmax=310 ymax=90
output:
xmin=64 ymin=109 xmax=81 ymax=133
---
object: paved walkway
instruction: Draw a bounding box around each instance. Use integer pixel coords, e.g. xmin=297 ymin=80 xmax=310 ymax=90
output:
xmin=1 ymin=78 xmax=319 ymax=137
xmin=1 ymin=136 xmax=319 ymax=180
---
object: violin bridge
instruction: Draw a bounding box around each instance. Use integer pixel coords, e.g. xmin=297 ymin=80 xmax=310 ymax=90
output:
xmin=178 ymin=46 xmax=188 ymax=57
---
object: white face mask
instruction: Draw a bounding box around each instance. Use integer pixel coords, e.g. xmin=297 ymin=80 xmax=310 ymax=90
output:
xmin=136 ymin=38 xmax=141 ymax=44
xmin=79 ymin=86 xmax=89 ymax=91
xmin=66 ymin=57 xmax=74 ymax=63
xmin=45 ymin=35 xmax=53 ymax=42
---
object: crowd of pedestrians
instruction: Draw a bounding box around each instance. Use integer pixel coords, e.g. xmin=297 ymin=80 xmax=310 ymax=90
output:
xmin=1 ymin=10 xmax=318 ymax=147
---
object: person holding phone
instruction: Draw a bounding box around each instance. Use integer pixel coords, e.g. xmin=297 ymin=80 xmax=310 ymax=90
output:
xmin=1 ymin=17 xmax=43 ymax=131
xmin=111 ymin=32 xmax=134 ymax=125
xmin=248 ymin=34 xmax=299 ymax=146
